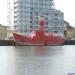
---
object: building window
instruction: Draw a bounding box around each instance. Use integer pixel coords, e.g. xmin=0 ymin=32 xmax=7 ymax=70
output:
xmin=30 ymin=26 xmax=32 ymax=28
xmin=45 ymin=13 xmax=48 ymax=15
xmin=30 ymin=12 xmax=32 ymax=14
xmin=55 ymin=22 xmax=58 ymax=24
xmin=35 ymin=17 xmax=38 ymax=19
xmin=14 ymin=25 xmax=16 ymax=28
xmin=30 ymin=17 xmax=33 ymax=19
xmin=35 ymin=21 xmax=38 ymax=24
xmin=30 ymin=8 xmax=33 ymax=10
xmin=55 ymin=27 xmax=58 ymax=29
xmin=45 ymin=26 xmax=48 ymax=29
xmin=45 ymin=22 xmax=48 ymax=25
xmin=30 ymin=21 xmax=32 ymax=23
xmin=20 ymin=30 xmax=23 ymax=32
xmin=24 ymin=30 xmax=27 ymax=32
xmin=54 ymin=31 xmax=58 ymax=33
xmin=30 ymin=30 xmax=32 ymax=32
xmin=54 ymin=18 xmax=58 ymax=20
xmin=45 ymin=17 xmax=48 ymax=20
xmin=55 ymin=13 xmax=58 ymax=16
xmin=46 ymin=31 xmax=48 ymax=33
xmin=35 ymin=12 xmax=38 ymax=15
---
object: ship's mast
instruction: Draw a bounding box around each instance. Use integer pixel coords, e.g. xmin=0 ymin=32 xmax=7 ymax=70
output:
xmin=38 ymin=16 xmax=45 ymax=32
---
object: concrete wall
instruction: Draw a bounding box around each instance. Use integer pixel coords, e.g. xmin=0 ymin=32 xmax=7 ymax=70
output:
xmin=0 ymin=24 xmax=7 ymax=40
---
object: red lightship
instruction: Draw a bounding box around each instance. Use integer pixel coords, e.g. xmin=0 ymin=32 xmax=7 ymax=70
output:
xmin=13 ymin=17 xmax=64 ymax=45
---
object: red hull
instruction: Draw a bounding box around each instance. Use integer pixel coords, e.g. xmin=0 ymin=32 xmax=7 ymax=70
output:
xmin=13 ymin=32 xmax=64 ymax=46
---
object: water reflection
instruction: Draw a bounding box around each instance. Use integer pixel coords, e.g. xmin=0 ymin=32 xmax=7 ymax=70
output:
xmin=31 ymin=46 xmax=46 ymax=56
xmin=13 ymin=46 xmax=64 ymax=75
xmin=0 ymin=46 xmax=75 ymax=75
xmin=31 ymin=46 xmax=64 ymax=57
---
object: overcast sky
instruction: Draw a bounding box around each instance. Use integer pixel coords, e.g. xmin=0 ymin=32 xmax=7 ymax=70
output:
xmin=0 ymin=0 xmax=75 ymax=27
xmin=54 ymin=0 xmax=75 ymax=27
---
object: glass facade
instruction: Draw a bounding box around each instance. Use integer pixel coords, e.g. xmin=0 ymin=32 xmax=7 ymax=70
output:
xmin=13 ymin=0 xmax=64 ymax=35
